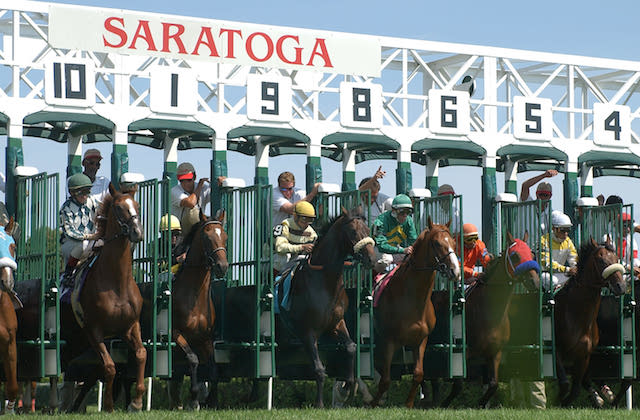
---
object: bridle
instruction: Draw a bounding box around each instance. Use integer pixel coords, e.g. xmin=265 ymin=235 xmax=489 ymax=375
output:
xmin=102 ymin=200 xmax=139 ymax=243
xmin=308 ymin=214 xmax=374 ymax=270
xmin=183 ymin=220 xmax=227 ymax=269
xmin=409 ymin=228 xmax=456 ymax=278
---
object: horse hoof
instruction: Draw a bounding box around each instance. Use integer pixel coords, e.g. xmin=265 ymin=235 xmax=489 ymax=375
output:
xmin=600 ymin=385 xmax=615 ymax=404
xmin=188 ymin=400 xmax=200 ymax=411
xmin=127 ymin=401 xmax=143 ymax=412
xmin=591 ymin=393 xmax=604 ymax=408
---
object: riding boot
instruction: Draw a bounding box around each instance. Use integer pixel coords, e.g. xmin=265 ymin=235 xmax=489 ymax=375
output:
xmin=61 ymin=258 xmax=79 ymax=288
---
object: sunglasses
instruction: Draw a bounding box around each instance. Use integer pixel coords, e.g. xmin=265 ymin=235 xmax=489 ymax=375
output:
xmin=84 ymin=160 xmax=101 ymax=166
xmin=464 ymin=236 xmax=478 ymax=243
xmin=179 ymin=177 xmax=195 ymax=182
xmin=279 ymin=187 xmax=294 ymax=192
xmin=537 ymin=192 xmax=552 ymax=199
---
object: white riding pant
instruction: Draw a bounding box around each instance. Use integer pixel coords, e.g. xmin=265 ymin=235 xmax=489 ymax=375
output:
xmin=540 ymin=271 xmax=569 ymax=291
xmin=61 ymin=238 xmax=100 ymax=265
xmin=374 ymin=249 xmax=405 ymax=273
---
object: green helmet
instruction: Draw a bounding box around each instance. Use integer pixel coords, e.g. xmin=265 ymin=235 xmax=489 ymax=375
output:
xmin=391 ymin=194 xmax=412 ymax=210
xmin=68 ymin=173 xmax=92 ymax=191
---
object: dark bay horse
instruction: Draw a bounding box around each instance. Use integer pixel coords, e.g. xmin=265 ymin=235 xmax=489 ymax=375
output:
xmin=67 ymin=184 xmax=146 ymax=412
xmin=371 ymin=218 xmax=460 ymax=408
xmin=167 ymin=212 xmax=228 ymax=410
xmin=0 ymin=219 xmax=18 ymax=414
xmin=554 ymin=239 xmax=625 ymax=407
xmin=440 ymin=233 xmax=540 ymax=408
xmin=279 ymin=207 xmax=375 ymax=408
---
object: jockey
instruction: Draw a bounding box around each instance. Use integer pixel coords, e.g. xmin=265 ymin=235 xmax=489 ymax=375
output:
xmin=59 ymin=173 xmax=100 ymax=288
xmin=159 ymin=214 xmax=183 ymax=275
xmin=540 ymin=210 xmax=577 ymax=291
xmin=372 ymin=194 xmax=418 ymax=273
xmin=273 ymin=200 xmax=318 ymax=275
xmin=461 ymin=223 xmax=491 ymax=285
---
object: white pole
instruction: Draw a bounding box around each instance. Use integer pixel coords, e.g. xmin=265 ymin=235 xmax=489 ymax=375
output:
xmin=267 ymin=377 xmax=273 ymax=410
xmin=146 ymin=378 xmax=153 ymax=411
xmin=626 ymin=385 xmax=632 ymax=410
xmin=97 ymin=381 xmax=103 ymax=412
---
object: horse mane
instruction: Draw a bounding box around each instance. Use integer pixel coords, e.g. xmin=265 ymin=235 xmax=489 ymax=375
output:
xmin=175 ymin=218 xmax=207 ymax=254
xmin=93 ymin=193 xmax=114 ymax=238
xmin=316 ymin=214 xmax=342 ymax=240
xmin=563 ymin=240 xmax=614 ymax=290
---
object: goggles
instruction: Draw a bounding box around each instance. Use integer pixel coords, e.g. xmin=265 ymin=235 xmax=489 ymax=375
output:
xmin=464 ymin=235 xmax=478 ymax=243
xmin=555 ymin=227 xmax=570 ymax=233
xmin=396 ymin=209 xmax=412 ymax=216
xmin=297 ymin=215 xmax=315 ymax=223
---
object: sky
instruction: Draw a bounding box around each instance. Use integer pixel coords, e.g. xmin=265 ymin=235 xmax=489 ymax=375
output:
xmin=4 ymin=0 xmax=640 ymax=231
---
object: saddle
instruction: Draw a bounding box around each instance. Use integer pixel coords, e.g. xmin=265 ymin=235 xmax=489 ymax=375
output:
xmin=62 ymin=253 xmax=99 ymax=328
xmin=274 ymin=259 xmax=306 ymax=314
xmin=372 ymin=265 xmax=400 ymax=308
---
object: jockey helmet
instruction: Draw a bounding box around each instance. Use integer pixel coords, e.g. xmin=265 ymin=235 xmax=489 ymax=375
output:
xmin=391 ymin=194 xmax=412 ymax=210
xmin=463 ymin=223 xmax=479 ymax=237
xmin=67 ymin=173 xmax=92 ymax=191
xmin=294 ymin=201 xmax=316 ymax=218
xmin=551 ymin=210 xmax=572 ymax=228
xmin=160 ymin=214 xmax=181 ymax=232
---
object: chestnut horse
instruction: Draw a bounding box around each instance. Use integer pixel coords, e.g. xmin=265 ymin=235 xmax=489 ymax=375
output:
xmin=69 ymin=184 xmax=146 ymax=412
xmin=277 ymin=207 xmax=376 ymax=408
xmin=440 ymin=233 xmax=540 ymax=408
xmin=167 ymin=212 xmax=228 ymax=410
xmin=371 ymin=218 xmax=460 ymax=408
xmin=0 ymin=219 xmax=18 ymax=414
xmin=554 ymin=239 xmax=626 ymax=407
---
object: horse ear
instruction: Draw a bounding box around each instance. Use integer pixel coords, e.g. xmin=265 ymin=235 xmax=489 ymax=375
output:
xmin=215 ymin=209 xmax=226 ymax=225
xmin=341 ymin=206 xmax=348 ymax=217
xmin=604 ymin=234 xmax=612 ymax=247
xmin=446 ymin=219 xmax=451 ymax=229
xmin=5 ymin=216 xmax=15 ymax=236
xmin=108 ymin=182 xmax=117 ymax=196
xmin=199 ymin=209 xmax=207 ymax=222
xmin=427 ymin=216 xmax=433 ymax=230
xmin=522 ymin=230 xmax=529 ymax=243
xmin=506 ymin=231 xmax=515 ymax=245
xmin=591 ymin=236 xmax=599 ymax=247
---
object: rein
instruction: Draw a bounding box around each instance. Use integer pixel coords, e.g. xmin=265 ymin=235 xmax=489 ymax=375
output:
xmin=182 ymin=220 xmax=226 ymax=269
xmin=101 ymin=204 xmax=138 ymax=244
xmin=408 ymin=229 xmax=456 ymax=277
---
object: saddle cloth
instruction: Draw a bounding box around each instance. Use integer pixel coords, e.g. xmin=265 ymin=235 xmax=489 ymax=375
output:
xmin=373 ymin=265 xmax=400 ymax=308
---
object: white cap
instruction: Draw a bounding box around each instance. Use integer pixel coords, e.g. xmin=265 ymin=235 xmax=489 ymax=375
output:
xmin=120 ymin=172 xmax=145 ymax=184
xmin=408 ymin=188 xmax=431 ymax=198
xmin=551 ymin=210 xmax=572 ymax=227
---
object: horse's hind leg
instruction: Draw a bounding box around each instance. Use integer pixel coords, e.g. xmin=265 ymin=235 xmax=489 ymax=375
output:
xmin=335 ymin=319 xmax=356 ymax=404
xmin=581 ymin=373 xmax=604 ymax=408
xmin=203 ymin=342 xmax=218 ymax=409
xmin=0 ymin=331 xmax=18 ymax=414
xmin=371 ymin=341 xmax=394 ymax=407
xmin=612 ymin=379 xmax=631 ymax=407
xmin=174 ymin=333 xmax=200 ymax=410
xmin=124 ymin=321 xmax=147 ymax=411
xmin=301 ymin=331 xmax=325 ymax=408
xmin=440 ymin=379 xmax=462 ymax=407
xmin=405 ymin=337 xmax=428 ymax=408
xmin=85 ymin=334 xmax=117 ymax=412
xmin=478 ymin=353 xmax=501 ymax=408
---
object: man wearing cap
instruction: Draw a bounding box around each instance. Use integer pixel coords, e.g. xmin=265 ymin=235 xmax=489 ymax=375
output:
xmin=461 ymin=223 xmax=492 ymax=285
xmin=81 ymin=148 xmax=110 ymax=208
xmin=437 ymin=184 xmax=460 ymax=236
xmin=358 ymin=166 xmax=392 ymax=225
xmin=520 ymin=170 xmax=558 ymax=204
xmin=272 ymin=171 xmax=320 ymax=227
xmin=171 ymin=162 xmax=210 ymax=235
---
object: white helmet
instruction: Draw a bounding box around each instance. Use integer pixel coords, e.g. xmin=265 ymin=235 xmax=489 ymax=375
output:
xmin=551 ymin=210 xmax=572 ymax=228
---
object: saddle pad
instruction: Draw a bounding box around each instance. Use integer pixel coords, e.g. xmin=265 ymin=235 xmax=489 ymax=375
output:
xmin=274 ymin=270 xmax=294 ymax=315
xmin=373 ymin=265 xmax=399 ymax=308
xmin=67 ymin=255 xmax=98 ymax=328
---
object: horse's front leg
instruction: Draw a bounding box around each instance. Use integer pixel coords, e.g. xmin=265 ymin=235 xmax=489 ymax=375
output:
xmin=555 ymin=355 xmax=570 ymax=402
xmin=478 ymin=351 xmax=501 ymax=408
xmin=581 ymin=369 xmax=604 ymax=408
xmin=84 ymin=332 xmax=116 ymax=412
xmin=405 ymin=336 xmax=428 ymax=408
xmin=371 ymin=340 xmax=394 ymax=407
xmin=301 ymin=331 xmax=325 ymax=408
xmin=124 ymin=321 xmax=147 ymax=411
xmin=174 ymin=333 xmax=200 ymax=410
xmin=563 ymin=355 xmax=588 ymax=407
xmin=0 ymin=331 xmax=18 ymax=414
xmin=334 ymin=318 xmax=356 ymax=404
xmin=203 ymin=340 xmax=219 ymax=409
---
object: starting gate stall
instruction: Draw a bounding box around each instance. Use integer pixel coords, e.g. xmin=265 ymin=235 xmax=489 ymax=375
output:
xmin=576 ymin=202 xmax=636 ymax=381
xmin=14 ymin=170 xmax=61 ymax=380
xmin=409 ymin=193 xmax=466 ymax=380
xmin=131 ymin=178 xmax=173 ymax=379
xmin=213 ymin=183 xmax=275 ymax=387
xmin=309 ymin=187 xmax=375 ymax=381
xmin=497 ymin=197 xmax=555 ymax=381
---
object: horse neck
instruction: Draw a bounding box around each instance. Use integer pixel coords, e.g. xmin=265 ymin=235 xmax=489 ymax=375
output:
xmin=98 ymin=217 xmax=133 ymax=285
xmin=177 ymin=235 xmax=211 ymax=294
xmin=311 ymin=227 xmax=349 ymax=272
xmin=566 ymin=260 xmax=604 ymax=324
xmin=480 ymin=257 xmax=517 ymax=321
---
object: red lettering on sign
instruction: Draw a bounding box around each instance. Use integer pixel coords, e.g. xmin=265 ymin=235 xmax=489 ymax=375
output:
xmin=161 ymin=22 xmax=187 ymax=54
xmin=246 ymin=32 xmax=274 ymax=62
xmin=103 ymin=17 xmax=127 ymax=48
xmin=128 ymin=20 xmax=157 ymax=51
xmin=307 ymin=38 xmax=333 ymax=68
xmin=219 ymin=28 xmax=242 ymax=58
xmin=191 ymin=27 xmax=220 ymax=57
xmin=276 ymin=35 xmax=303 ymax=65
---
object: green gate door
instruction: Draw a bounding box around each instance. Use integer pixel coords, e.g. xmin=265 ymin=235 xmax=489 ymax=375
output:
xmin=15 ymin=172 xmax=60 ymax=379
xmin=499 ymin=199 xmax=555 ymax=380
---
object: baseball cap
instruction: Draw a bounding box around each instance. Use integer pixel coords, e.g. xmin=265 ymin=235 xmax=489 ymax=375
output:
xmin=177 ymin=162 xmax=196 ymax=181
xmin=83 ymin=149 xmax=102 ymax=161
xmin=437 ymin=184 xmax=455 ymax=196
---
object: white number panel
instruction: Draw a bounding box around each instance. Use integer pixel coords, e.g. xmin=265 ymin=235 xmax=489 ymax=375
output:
xmin=339 ymin=82 xmax=382 ymax=128
xmin=150 ymin=69 xmax=197 ymax=115
xmin=428 ymin=90 xmax=470 ymax=135
xmin=247 ymin=75 xmax=292 ymax=122
xmin=513 ymin=97 xmax=552 ymax=140
xmin=45 ymin=59 xmax=95 ymax=107
xmin=593 ymin=103 xmax=631 ymax=146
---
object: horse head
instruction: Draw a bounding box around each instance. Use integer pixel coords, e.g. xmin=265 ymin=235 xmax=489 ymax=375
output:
xmin=413 ymin=217 xmax=460 ymax=280
xmin=589 ymin=237 xmax=625 ymax=296
xmin=0 ymin=218 xmax=17 ymax=292
xmin=338 ymin=206 xmax=376 ymax=269
xmin=201 ymin=211 xmax=229 ymax=278
xmin=108 ymin=183 xmax=144 ymax=243
xmin=504 ymin=231 xmax=540 ymax=291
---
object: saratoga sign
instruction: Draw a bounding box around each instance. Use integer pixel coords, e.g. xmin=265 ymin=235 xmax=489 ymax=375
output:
xmin=48 ymin=5 xmax=381 ymax=77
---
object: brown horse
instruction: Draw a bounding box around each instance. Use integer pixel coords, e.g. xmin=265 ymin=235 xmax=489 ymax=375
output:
xmin=167 ymin=212 xmax=228 ymax=410
xmin=440 ymin=233 xmax=540 ymax=408
xmin=278 ymin=207 xmax=376 ymax=408
xmin=68 ymin=184 xmax=146 ymax=412
xmin=0 ymin=219 xmax=18 ymax=414
xmin=555 ymin=238 xmax=625 ymax=407
xmin=371 ymin=218 xmax=460 ymax=408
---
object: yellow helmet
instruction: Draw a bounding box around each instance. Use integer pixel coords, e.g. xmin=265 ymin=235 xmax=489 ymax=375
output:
xmin=160 ymin=214 xmax=181 ymax=232
xmin=294 ymin=201 xmax=316 ymax=218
